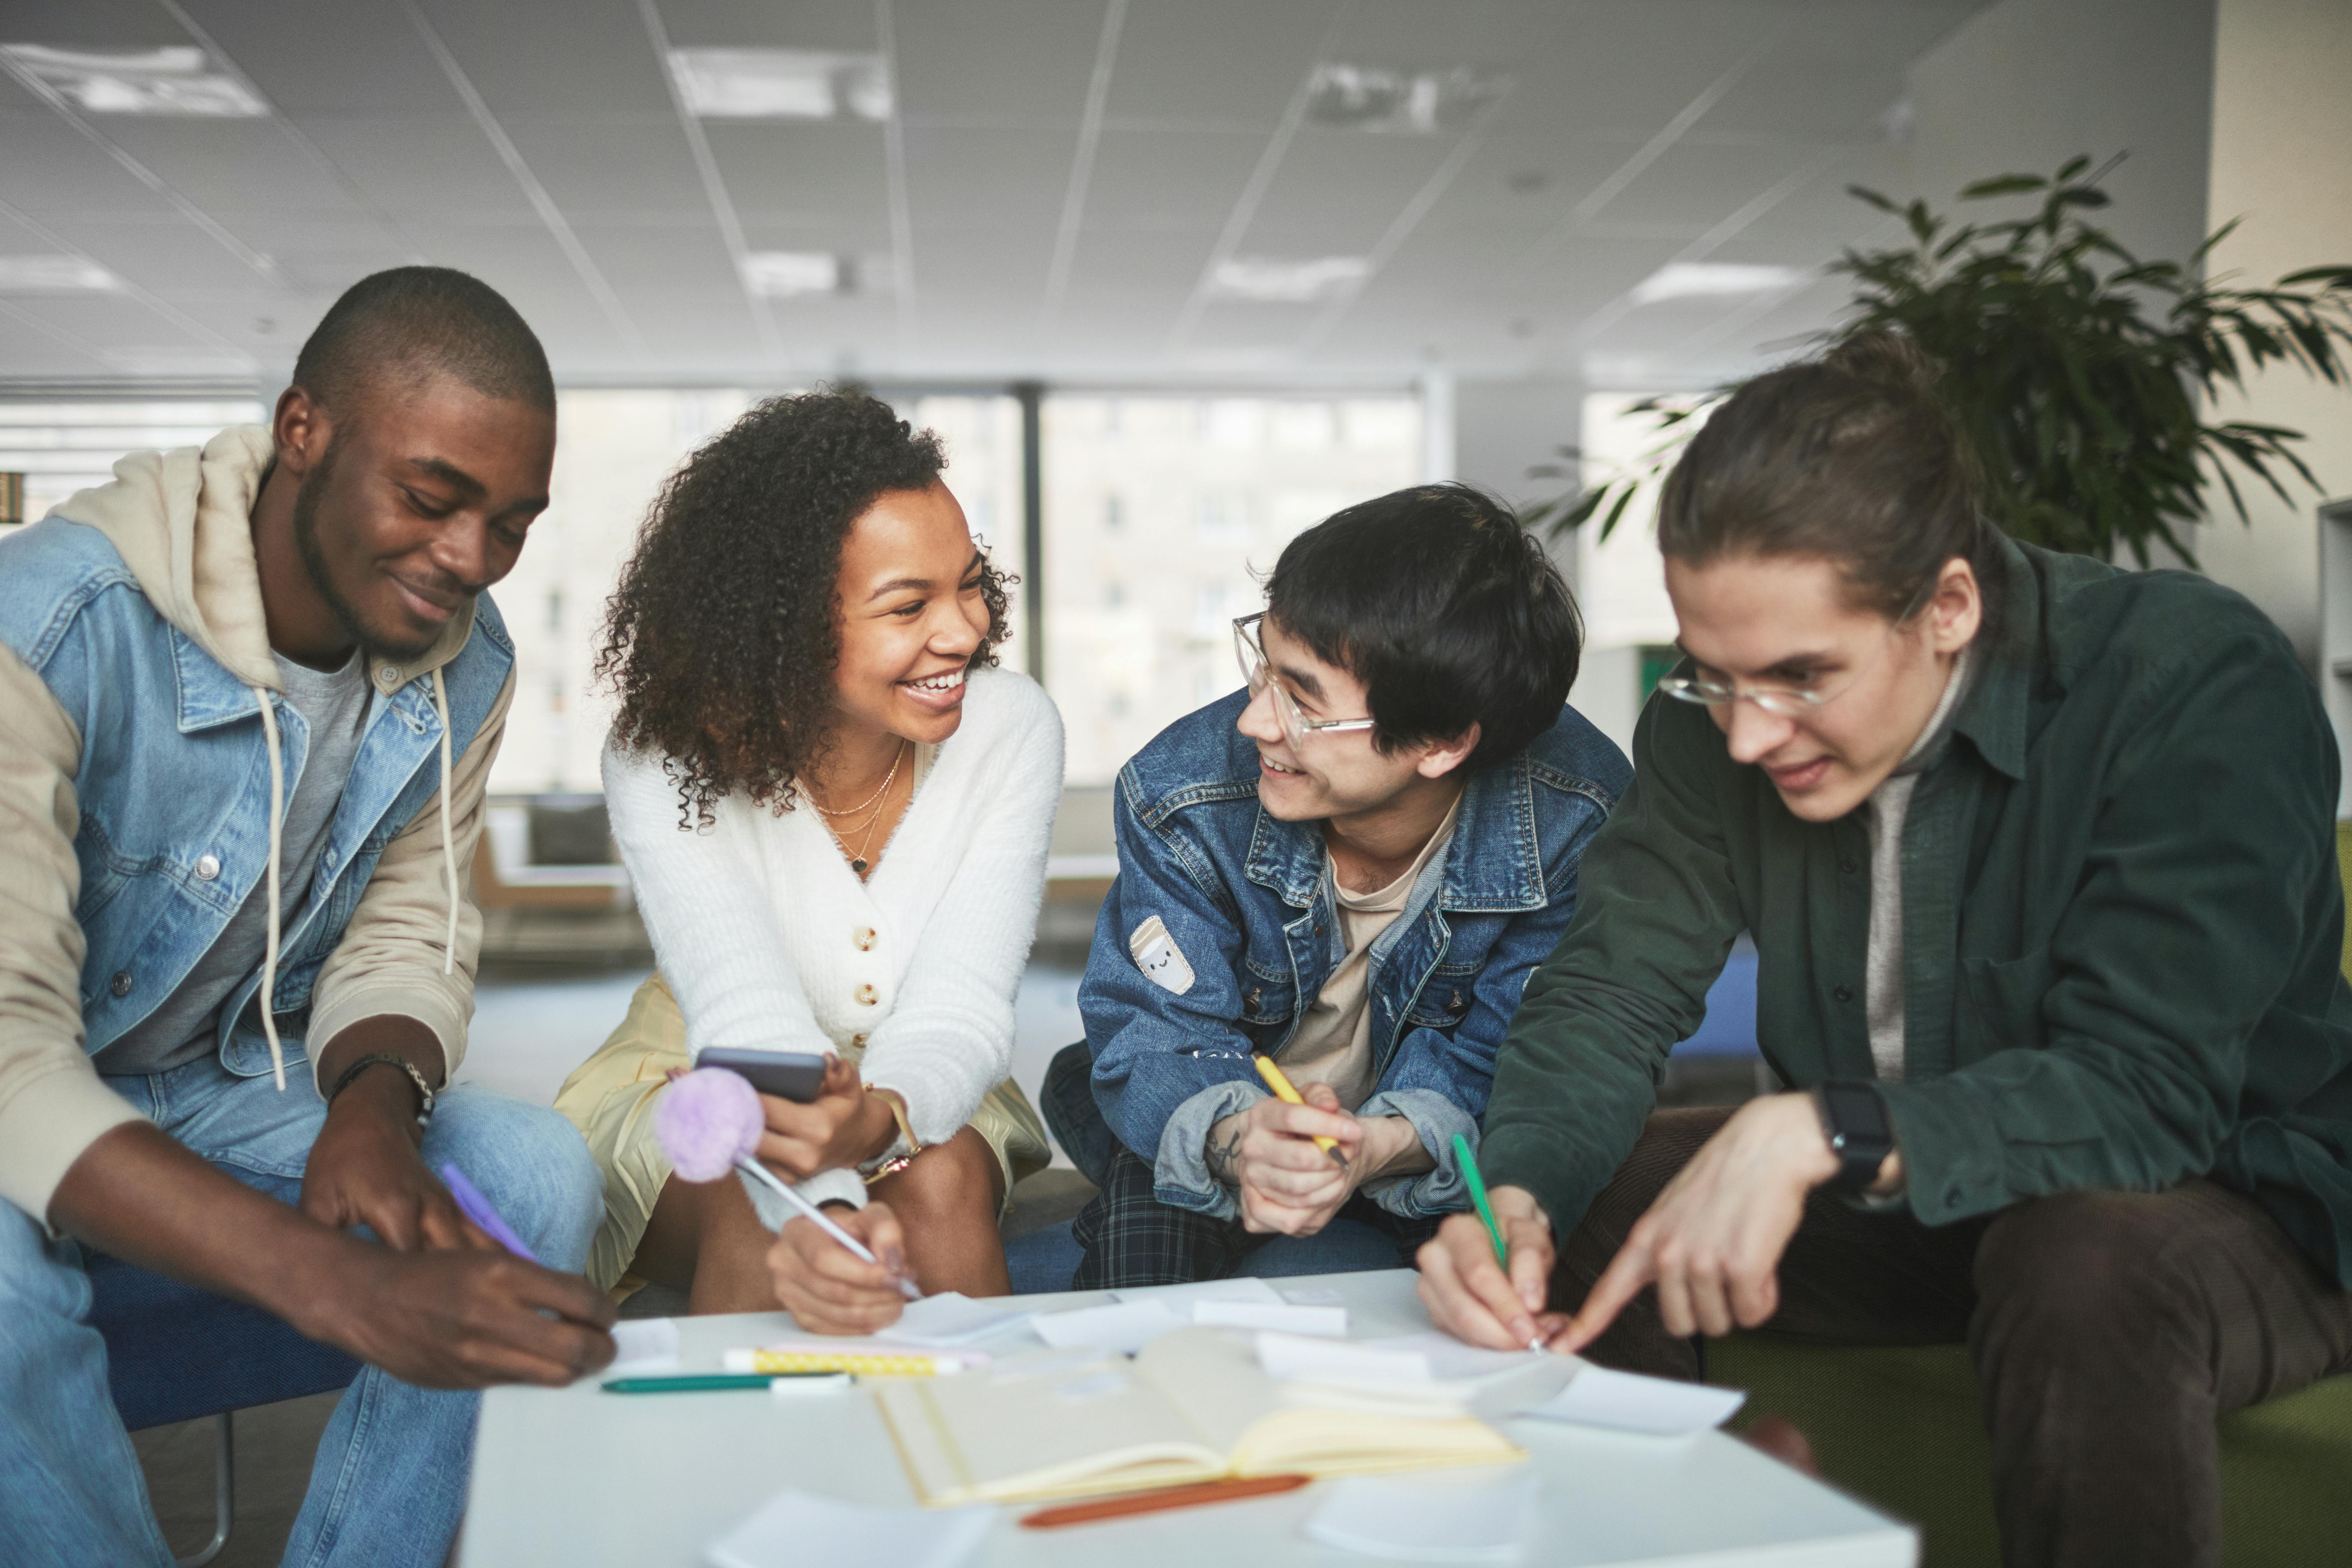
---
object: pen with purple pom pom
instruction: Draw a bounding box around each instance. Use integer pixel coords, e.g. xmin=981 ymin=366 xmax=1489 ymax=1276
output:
xmin=653 ymin=1066 xmax=921 ymax=1301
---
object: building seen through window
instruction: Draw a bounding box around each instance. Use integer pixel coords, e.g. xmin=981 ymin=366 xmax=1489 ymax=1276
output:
xmin=1041 ymin=394 xmax=1421 ymax=784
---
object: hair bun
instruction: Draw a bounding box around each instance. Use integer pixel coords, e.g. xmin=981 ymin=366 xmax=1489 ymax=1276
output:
xmin=1823 ymin=328 xmax=1944 ymax=395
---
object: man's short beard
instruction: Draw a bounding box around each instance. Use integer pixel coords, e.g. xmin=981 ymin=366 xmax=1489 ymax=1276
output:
xmin=292 ymin=428 xmax=432 ymax=662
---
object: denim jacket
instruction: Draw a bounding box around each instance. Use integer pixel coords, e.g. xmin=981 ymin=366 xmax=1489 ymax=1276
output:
xmin=1068 ymin=691 xmax=1630 ymax=1220
xmin=0 ymin=429 xmax=515 ymax=1218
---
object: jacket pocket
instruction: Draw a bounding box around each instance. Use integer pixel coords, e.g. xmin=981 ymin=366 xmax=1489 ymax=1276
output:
xmin=1959 ymin=947 xmax=2056 ymax=1055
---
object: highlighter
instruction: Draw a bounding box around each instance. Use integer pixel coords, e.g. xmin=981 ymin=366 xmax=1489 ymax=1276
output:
xmin=1252 ymin=1056 xmax=1349 ymax=1167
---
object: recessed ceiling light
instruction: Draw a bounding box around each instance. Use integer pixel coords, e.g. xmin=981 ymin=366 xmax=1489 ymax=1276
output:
xmin=668 ymin=49 xmax=890 ymax=120
xmin=1305 ymin=64 xmax=1504 ymax=134
xmin=0 ymin=255 xmax=121 ymax=292
xmin=742 ymin=251 xmax=846 ymax=298
xmin=0 ymin=44 xmax=267 ymax=117
xmin=1208 ymin=257 xmax=1369 ymax=304
xmin=1630 ymin=262 xmax=1809 ymax=305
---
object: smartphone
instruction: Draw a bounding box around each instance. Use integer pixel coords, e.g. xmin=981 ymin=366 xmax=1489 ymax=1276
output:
xmin=695 ymin=1047 xmax=829 ymax=1103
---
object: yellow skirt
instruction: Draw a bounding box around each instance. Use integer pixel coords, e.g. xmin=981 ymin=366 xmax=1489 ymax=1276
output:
xmin=553 ymin=973 xmax=1051 ymax=1291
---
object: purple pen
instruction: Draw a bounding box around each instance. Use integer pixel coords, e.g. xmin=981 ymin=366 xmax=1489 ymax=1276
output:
xmin=439 ymin=1162 xmax=539 ymax=1262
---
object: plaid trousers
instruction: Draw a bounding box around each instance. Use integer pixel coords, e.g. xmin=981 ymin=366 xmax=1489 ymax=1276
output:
xmin=1069 ymin=1144 xmax=1441 ymax=1290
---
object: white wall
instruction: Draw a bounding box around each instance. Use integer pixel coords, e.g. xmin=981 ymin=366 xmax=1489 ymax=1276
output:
xmin=2197 ymin=0 xmax=2352 ymax=668
xmin=1899 ymin=0 xmax=2217 ymax=274
xmin=1451 ymin=375 xmax=1649 ymax=751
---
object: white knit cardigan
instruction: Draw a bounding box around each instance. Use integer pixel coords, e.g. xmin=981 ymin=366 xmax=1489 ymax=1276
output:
xmin=602 ymin=666 xmax=1063 ymax=1209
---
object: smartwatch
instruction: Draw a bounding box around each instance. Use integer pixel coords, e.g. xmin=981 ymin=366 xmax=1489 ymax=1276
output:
xmin=1811 ymin=1080 xmax=1894 ymax=1193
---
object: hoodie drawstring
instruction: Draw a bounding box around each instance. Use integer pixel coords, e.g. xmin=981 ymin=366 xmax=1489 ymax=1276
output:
xmin=248 ymin=668 xmax=460 ymax=1094
xmin=431 ymin=667 xmax=457 ymax=975
xmin=252 ymin=687 xmax=288 ymax=1092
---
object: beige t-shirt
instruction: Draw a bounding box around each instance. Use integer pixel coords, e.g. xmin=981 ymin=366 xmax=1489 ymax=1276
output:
xmin=1279 ymin=795 xmax=1462 ymax=1111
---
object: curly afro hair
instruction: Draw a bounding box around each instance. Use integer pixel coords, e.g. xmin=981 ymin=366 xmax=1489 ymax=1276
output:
xmin=597 ymin=389 xmax=1012 ymax=826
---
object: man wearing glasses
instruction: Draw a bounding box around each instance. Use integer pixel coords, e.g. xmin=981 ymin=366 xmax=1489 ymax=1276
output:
xmin=1041 ymin=485 xmax=1630 ymax=1286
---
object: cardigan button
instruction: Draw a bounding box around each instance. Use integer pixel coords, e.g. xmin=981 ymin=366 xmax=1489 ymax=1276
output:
xmin=853 ymin=925 xmax=877 ymax=951
xmin=1833 ymin=984 xmax=1854 ymax=1004
xmin=854 ymin=984 xmax=878 ymax=1006
xmin=110 ymin=971 xmax=134 ymax=998
xmin=194 ymin=853 xmax=221 ymax=881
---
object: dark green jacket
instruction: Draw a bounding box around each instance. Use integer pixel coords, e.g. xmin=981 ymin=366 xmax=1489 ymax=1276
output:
xmin=1483 ymin=540 xmax=2352 ymax=1284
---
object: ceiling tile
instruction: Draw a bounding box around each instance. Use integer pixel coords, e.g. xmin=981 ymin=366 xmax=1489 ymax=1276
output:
xmin=1106 ymin=0 xmax=1341 ymax=126
xmin=653 ymin=0 xmax=877 ymax=53
xmin=894 ymin=0 xmax=1103 ymax=123
xmin=903 ymin=125 xmax=1073 ymax=232
xmin=180 ymin=0 xmax=463 ymax=114
xmin=502 ymin=115 xmax=711 ymax=222
xmin=287 ymin=113 xmax=531 ymax=217
xmin=411 ymin=0 xmax=677 ymax=116
xmin=705 ymin=121 xmax=890 ymax=223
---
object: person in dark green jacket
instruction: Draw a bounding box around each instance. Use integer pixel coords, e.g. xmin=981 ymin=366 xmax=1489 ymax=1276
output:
xmin=1418 ymin=332 xmax=2352 ymax=1568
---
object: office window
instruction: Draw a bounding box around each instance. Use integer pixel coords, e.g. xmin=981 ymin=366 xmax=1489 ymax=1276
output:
xmin=1041 ymin=394 xmax=1422 ymax=784
xmin=0 ymin=400 xmax=268 ymax=526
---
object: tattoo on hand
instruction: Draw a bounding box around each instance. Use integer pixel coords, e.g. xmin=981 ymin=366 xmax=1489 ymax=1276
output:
xmin=1207 ymin=1126 xmax=1244 ymax=1186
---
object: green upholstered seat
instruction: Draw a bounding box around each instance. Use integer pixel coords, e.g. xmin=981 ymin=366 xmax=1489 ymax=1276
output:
xmin=1705 ymin=1335 xmax=2352 ymax=1567
xmin=1691 ymin=823 xmax=2352 ymax=1564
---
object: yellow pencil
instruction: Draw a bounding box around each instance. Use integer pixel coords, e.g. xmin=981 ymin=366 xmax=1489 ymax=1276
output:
xmin=1253 ymin=1056 xmax=1349 ymax=1167
xmin=722 ymin=1349 xmax=964 ymax=1377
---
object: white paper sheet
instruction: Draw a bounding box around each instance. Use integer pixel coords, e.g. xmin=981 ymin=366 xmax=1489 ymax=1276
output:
xmin=706 ymin=1490 xmax=993 ymax=1568
xmin=606 ymin=1318 xmax=680 ymax=1376
xmin=1303 ymin=1470 xmax=1540 ymax=1562
xmin=1519 ymin=1364 xmax=1746 ymax=1437
xmin=1029 ymin=1299 xmax=1188 ymax=1355
xmin=884 ymin=1291 xmax=1038 ymax=1347
xmin=1193 ymin=1300 xmax=1349 ymax=1337
xmin=1358 ymin=1331 xmax=1547 ymax=1382
xmin=1257 ymin=1332 xmax=1432 ymax=1384
xmin=1110 ymin=1277 xmax=1284 ymax=1308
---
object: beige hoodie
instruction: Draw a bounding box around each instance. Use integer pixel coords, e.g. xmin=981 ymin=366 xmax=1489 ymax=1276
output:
xmin=0 ymin=426 xmax=515 ymax=1223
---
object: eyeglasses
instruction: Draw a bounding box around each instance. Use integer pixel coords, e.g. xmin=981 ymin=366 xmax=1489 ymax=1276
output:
xmin=1232 ymin=614 xmax=1377 ymax=752
xmin=1657 ymin=594 xmax=1928 ymax=717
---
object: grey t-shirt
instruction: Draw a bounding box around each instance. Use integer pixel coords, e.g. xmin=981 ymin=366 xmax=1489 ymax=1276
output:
xmin=99 ymin=648 xmax=374 ymax=1077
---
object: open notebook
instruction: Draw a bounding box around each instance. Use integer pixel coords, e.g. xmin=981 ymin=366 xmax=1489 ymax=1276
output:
xmin=871 ymin=1327 xmax=1525 ymax=1507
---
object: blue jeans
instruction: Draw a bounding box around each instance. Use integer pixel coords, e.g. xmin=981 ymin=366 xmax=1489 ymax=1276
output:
xmin=0 ymin=1055 xmax=602 ymax=1568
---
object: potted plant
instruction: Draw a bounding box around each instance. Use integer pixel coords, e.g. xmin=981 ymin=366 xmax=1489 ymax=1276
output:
xmin=1531 ymin=157 xmax=2352 ymax=568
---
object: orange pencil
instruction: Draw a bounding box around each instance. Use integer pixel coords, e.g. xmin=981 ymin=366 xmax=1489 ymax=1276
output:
xmin=1019 ymin=1474 xmax=1312 ymax=1529
xmin=1253 ymin=1056 xmax=1349 ymax=1167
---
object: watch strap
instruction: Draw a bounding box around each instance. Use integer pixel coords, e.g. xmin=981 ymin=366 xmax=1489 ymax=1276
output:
xmin=1812 ymin=1081 xmax=1893 ymax=1193
xmin=328 ymin=1052 xmax=436 ymax=1125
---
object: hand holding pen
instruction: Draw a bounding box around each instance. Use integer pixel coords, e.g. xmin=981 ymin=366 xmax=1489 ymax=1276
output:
xmin=655 ymin=1068 xmax=921 ymax=1322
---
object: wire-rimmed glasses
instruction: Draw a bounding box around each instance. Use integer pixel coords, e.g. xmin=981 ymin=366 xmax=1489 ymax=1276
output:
xmin=1656 ymin=592 xmax=1930 ymax=717
xmin=1232 ymin=613 xmax=1377 ymax=752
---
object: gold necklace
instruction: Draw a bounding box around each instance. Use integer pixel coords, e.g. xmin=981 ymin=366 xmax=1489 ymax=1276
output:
xmin=809 ymin=739 xmax=907 ymax=818
xmin=824 ymin=766 xmax=902 ymax=878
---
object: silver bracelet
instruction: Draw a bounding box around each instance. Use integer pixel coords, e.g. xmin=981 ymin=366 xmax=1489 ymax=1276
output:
xmin=327 ymin=1051 xmax=436 ymax=1126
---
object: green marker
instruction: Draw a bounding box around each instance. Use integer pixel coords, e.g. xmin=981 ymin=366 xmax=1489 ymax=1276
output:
xmin=1454 ymin=1133 xmax=1544 ymax=1353
xmin=1454 ymin=1133 xmax=1508 ymax=1267
xmin=602 ymin=1373 xmax=836 ymax=1394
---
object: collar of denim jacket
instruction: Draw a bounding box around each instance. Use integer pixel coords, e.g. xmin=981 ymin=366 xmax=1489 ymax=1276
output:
xmin=1242 ymin=753 xmax=1547 ymax=914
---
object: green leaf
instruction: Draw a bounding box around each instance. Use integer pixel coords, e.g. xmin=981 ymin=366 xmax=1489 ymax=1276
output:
xmin=1961 ymin=173 xmax=2047 ymax=200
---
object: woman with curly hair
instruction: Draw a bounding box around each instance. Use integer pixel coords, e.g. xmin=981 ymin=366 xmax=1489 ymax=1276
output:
xmin=554 ymin=390 xmax=1060 ymax=1328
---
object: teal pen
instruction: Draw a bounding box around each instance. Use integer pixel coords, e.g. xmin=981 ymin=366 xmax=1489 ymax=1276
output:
xmin=1454 ymin=1133 xmax=1543 ymax=1353
xmin=601 ymin=1373 xmax=842 ymax=1394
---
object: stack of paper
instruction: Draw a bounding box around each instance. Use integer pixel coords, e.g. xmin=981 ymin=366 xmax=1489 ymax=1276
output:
xmin=1517 ymin=1364 xmax=1745 ymax=1437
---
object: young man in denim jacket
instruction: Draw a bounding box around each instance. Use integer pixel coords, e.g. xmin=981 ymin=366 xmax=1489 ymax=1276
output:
xmin=0 ymin=269 xmax=614 ymax=1568
xmin=1044 ymin=485 xmax=1631 ymax=1287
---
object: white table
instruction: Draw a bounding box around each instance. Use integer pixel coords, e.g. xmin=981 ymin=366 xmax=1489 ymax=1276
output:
xmin=463 ymin=1270 xmax=1915 ymax=1567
